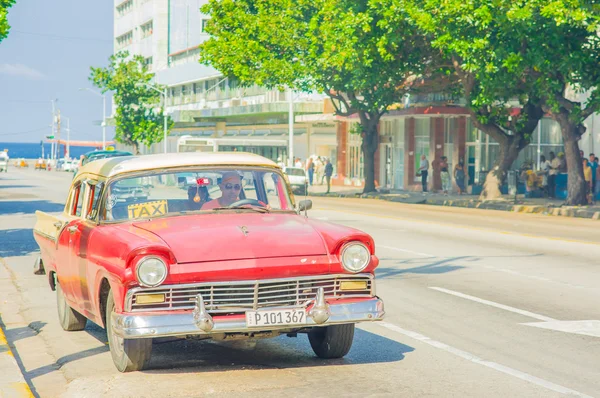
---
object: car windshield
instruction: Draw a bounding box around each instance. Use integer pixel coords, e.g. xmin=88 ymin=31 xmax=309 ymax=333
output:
xmin=285 ymin=168 xmax=306 ymax=177
xmin=102 ymin=167 xmax=294 ymax=222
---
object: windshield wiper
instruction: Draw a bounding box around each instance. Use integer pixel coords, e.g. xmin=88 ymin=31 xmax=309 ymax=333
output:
xmin=212 ymin=205 xmax=270 ymax=213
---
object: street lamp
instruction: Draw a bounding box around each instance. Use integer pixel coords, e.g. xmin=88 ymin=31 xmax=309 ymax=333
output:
xmin=139 ymin=82 xmax=169 ymax=154
xmin=79 ymin=88 xmax=107 ymax=150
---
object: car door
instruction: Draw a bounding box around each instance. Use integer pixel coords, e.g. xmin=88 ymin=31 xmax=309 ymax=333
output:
xmin=71 ymin=179 xmax=105 ymax=317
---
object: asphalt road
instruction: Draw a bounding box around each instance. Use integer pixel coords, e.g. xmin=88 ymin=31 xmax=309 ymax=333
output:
xmin=1 ymin=167 xmax=599 ymax=398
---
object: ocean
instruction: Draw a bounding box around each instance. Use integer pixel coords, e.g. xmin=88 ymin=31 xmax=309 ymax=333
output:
xmin=0 ymin=142 xmax=98 ymax=159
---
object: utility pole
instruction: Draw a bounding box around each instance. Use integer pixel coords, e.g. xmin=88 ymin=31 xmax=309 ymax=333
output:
xmin=66 ymin=117 xmax=70 ymax=159
xmin=56 ymin=110 xmax=61 ymax=166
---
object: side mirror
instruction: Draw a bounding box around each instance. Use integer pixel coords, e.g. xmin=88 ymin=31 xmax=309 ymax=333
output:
xmin=298 ymin=199 xmax=312 ymax=212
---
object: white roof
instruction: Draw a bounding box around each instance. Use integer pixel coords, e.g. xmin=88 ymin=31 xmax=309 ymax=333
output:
xmin=77 ymin=152 xmax=279 ymax=178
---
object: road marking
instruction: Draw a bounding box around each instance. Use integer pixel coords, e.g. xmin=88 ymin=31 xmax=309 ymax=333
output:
xmin=378 ymin=245 xmax=434 ymax=258
xmin=429 ymin=287 xmax=557 ymax=322
xmin=522 ymin=320 xmax=600 ymax=338
xmin=379 ymin=322 xmax=593 ymax=398
xmin=0 ymin=316 xmax=35 ymax=398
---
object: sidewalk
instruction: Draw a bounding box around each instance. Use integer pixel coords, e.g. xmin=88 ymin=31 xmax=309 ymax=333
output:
xmin=307 ymin=183 xmax=600 ymax=220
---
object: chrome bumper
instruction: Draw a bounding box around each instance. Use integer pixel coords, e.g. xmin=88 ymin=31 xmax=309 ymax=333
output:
xmin=112 ymin=292 xmax=384 ymax=339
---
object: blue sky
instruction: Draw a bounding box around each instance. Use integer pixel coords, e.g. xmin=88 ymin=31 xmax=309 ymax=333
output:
xmin=0 ymin=0 xmax=114 ymax=143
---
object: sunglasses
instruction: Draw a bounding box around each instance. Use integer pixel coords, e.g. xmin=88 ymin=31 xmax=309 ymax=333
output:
xmin=224 ymin=183 xmax=241 ymax=190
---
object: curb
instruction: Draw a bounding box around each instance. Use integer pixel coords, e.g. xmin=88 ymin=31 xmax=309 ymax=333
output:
xmin=0 ymin=317 xmax=35 ymax=398
xmin=309 ymin=192 xmax=600 ymax=220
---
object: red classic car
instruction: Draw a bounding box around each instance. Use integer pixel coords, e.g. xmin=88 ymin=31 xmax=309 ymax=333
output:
xmin=33 ymin=152 xmax=385 ymax=372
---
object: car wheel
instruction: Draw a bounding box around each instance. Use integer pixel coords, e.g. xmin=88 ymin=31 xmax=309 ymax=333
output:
xmin=308 ymin=324 xmax=355 ymax=359
xmin=106 ymin=292 xmax=152 ymax=372
xmin=56 ymin=282 xmax=87 ymax=331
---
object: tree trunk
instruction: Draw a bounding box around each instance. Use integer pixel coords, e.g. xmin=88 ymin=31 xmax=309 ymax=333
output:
xmin=555 ymin=114 xmax=586 ymax=205
xmin=480 ymin=136 xmax=521 ymax=201
xmin=359 ymin=112 xmax=380 ymax=194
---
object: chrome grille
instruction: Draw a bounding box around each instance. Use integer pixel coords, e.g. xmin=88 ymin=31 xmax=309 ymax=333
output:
xmin=126 ymin=274 xmax=374 ymax=313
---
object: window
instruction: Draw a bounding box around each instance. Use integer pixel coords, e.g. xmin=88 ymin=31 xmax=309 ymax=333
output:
xmin=71 ymin=184 xmax=84 ymax=217
xmin=141 ymin=20 xmax=153 ymax=38
xmin=87 ymin=182 xmax=104 ymax=220
xmin=144 ymin=57 xmax=153 ymax=67
xmin=192 ymin=83 xmax=197 ymax=95
xmin=116 ymin=31 xmax=133 ymax=49
xmin=181 ymin=85 xmax=187 ymax=96
xmin=102 ymin=168 xmax=294 ymax=222
xmin=116 ymin=0 xmax=133 ymax=17
xmin=201 ymin=19 xmax=210 ymax=33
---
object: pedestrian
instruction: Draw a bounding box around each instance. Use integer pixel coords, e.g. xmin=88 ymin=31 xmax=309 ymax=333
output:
xmin=418 ymin=154 xmax=429 ymax=193
xmin=439 ymin=156 xmax=451 ymax=195
xmin=583 ymin=158 xmax=593 ymax=204
xmin=540 ymin=155 xmax=551 ymax=197
xmin=306 ymin=157 xmax=315 ymax=186
xmin=589 ymin=154 xmax=597 ymax=194
xmin=295 ymin=157 xmax=303 ymax=168
xmin=454 ymin=158 xmax=466 ymax=195
xmin=315 ymin=156 xmax=324 ymax=185
xmin=324 ymin=159 xmax=334 ymax=194
xmin=277 ymin=156 xmax=285 ymax=168
xmin=548 ymin=151 xmax=559 ymax=198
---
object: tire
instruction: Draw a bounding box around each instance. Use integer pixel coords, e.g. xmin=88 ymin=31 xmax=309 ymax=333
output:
xmin=56 ymin=282 xmax=87 ymax=331
xmin=106 ymin=292 xmax=152 ymax=372
xmin=308 ymin=324 xmax=355 ymax=359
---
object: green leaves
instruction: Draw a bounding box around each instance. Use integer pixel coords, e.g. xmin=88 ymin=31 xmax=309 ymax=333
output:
xmin=0 ymin=0 xmax=15 ymax=43
xmin=89 ymin=51 xmax=172 ymax=151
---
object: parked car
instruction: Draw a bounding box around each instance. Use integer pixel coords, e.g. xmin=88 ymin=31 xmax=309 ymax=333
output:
xmin=33 ymin=152 xmax=384 ymax=372
xmin=283 ymin=166 xmax=308 ymax=195
xmin=0 ymin=152 xmax=8 ymax=172
xmin=81 ymin=149 xmax=133 ymax=167
xmin=34 ymin=159 xmax=46 ymax=170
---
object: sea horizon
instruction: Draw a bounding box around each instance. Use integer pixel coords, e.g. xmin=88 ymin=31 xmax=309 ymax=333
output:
xmin=0 ymin=142 xmax=103 ymax=159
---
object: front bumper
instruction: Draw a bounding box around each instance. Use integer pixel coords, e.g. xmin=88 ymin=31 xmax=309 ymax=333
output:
xmin=112 ymin=295 xmax=385 ymax=339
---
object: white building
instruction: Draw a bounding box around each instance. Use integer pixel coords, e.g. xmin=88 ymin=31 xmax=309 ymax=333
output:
xmin=112 ymin=0 xmax=337 ymax=163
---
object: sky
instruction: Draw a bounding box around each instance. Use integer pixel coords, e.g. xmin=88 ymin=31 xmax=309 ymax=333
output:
xmin=0 ymin=0 xmax=115 ymax=143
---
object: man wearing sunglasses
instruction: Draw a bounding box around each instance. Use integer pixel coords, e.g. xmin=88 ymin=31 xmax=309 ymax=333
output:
xmin=201 ymin=171 xmax=242 ymax=210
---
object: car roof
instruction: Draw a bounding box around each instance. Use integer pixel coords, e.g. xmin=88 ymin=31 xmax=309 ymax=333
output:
xmin=77 ymin=152 xmax=279 ymax=178
xmin=85 ymin=149 xmax=133 ymax=157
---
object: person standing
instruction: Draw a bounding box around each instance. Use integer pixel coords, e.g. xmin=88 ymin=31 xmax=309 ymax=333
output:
xmin=583 ymin=158 xmax=593 ymax=204
xmin=589 ymin=154 xmax=597 ymax=194
xmin=324 ymin=159 xmax=334 ymax=194
xmin=454 ymin=158 xmax=466 ymax=195
xmin=419 ymin=154 xmax=429 ymax=193
xmin=540 ymin=155 xmax=551 ymax=197
xmin=439 ymin=156 xmax=451 ymax=195
xmin=306 ymin=157 xmax=315 ymax=186
xmin=295 ymin=157 xmax=303 ymax=168
xmin=548 ymin=151 xmax=559 ymax=198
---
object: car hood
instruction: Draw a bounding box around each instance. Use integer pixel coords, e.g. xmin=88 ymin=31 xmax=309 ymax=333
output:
xmin=131 ymin=213 xmax=328 ymax=263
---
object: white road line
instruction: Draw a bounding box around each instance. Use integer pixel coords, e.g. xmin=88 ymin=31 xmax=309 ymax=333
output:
xmin=379 ymin=322 xmax=593 ymax=398
xmin=429 ymin=287 xmax=557 ymax=322
xmin=378 ymin=245 xmax=434 ymax=258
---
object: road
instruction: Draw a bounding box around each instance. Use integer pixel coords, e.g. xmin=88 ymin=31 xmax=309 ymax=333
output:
xmin=1 ymin=167 xmax=599 ymax=397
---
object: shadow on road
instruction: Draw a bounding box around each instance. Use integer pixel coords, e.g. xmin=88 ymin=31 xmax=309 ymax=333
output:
xmin=0 ymin=185 xmax=35 ymax=189
xmin=4 ymin=322 xmax=47 ymax=344
xmin=376 ymin=256 xmax=467 ymax=279
xmin=0 ymin=200 xmax=64 ymax=215
xmin=0 ymin=229 xmax=38 ymax=257
xmin=145 ymin=327 xmax=414 ymax=373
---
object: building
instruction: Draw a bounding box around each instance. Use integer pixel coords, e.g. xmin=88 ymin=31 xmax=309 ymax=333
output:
xmin=112 ymin=0 xmax=337 ymax=164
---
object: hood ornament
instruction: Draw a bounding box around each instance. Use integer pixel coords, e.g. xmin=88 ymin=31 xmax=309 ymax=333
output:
xmin=239 ymin=226 xmax=249 ymax=236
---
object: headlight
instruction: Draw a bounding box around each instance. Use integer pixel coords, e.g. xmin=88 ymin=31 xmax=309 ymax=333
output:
xmin=341 ymin=242 xmax=370 ymax=273
xmin=136 ymin=257 xmax=168 ymax=287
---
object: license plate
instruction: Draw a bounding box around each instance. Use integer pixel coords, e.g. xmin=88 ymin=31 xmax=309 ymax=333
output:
xmin=246 ymin=309 xmax=306 ymax=327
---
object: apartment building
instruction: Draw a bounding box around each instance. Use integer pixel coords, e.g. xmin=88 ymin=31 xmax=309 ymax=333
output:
xmin=112 ymin=0 xmax=337 ymax=164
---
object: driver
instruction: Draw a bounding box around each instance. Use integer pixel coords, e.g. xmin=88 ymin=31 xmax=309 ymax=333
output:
xmin=201 ymin=172 xmax=242 ymax=210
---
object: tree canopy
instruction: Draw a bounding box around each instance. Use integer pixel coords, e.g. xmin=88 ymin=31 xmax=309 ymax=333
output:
xmin=200 ymin=0 xmax=446 ymax=192
xmin=0 ymin=0 xmax=15 ymax=42
xmin=89 ymin=52 xmax=173 ymax=153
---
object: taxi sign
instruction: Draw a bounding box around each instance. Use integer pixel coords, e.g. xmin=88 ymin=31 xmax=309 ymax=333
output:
xmin=127 ymin=200 xmax=168 ymax=219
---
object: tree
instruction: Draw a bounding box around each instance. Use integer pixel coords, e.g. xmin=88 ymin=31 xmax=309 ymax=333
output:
xmin=199 ymin=0 xmax=444 ymax=193
xmin=405 ymin=0 xmax=600 ymax=205
xmin=89 ymin=52 xmax=172 ymax=154
xmin=397 ymin=0 xmax=545 ymax=200
xmin=0 ymin=0 xmax=15 ymax=42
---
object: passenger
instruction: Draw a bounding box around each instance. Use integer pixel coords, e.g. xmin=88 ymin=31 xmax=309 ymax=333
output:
xmin=201 ymin=172 xmax=242 ymax=210
xmin=187 ymin=185 xmax=210 ymax=210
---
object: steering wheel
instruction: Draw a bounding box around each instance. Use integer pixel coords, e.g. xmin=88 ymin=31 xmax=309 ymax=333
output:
xmin=228 ymin=199 xmax=265 ymax=208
